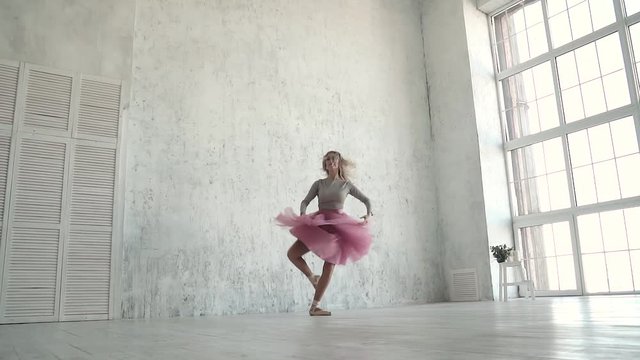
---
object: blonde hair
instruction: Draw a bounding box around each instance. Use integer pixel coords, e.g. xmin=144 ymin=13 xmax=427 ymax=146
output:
xmin=322 ymin=150 xmax=354 ymax=181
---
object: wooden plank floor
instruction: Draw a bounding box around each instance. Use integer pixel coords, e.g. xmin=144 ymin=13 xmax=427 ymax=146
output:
xmin=1 ymin=296 xmax=639 ymax=359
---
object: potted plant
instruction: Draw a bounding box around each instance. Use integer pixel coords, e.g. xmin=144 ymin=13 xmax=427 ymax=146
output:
xmin=490 ymin=244 xmax=513 ymax=263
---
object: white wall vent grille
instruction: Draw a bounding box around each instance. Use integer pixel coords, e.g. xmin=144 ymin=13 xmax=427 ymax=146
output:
xmin=451 ymin=268 xmax=479 ymax=302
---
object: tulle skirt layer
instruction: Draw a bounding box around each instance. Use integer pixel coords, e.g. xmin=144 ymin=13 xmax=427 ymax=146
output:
xmin=276 ymin=207 xmax=372 ymax=265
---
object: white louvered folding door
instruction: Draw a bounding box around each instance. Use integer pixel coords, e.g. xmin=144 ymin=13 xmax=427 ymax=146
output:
xmin=0 ymin=60 xmax=21 ymax=321
xmin=2 ymin=136 xmax=69 ymax=322
xmin=60 ymin=76 xmax=120 ymax=321
xmin=0 ymin=62 xmax=123 ymax=324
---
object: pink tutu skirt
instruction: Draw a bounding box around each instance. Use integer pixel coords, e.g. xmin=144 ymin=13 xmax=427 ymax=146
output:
xmin=276 ymin=207 xmax=372 ymax=265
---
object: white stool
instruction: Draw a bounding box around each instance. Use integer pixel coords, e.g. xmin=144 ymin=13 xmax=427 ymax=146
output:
xmin=498 ymin=260 xmax=535 ymax=301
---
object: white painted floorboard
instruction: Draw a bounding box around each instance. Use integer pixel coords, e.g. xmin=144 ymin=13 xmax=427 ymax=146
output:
xmin=1 ymin=296 xmax=639 ymax=359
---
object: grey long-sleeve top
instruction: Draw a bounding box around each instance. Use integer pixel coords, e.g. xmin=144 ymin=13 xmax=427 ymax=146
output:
xmin=300 ymin=178 xmax=372 ymax=216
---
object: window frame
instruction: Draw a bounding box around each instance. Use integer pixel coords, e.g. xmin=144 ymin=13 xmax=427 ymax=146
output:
xmin=490 ymin=0 xmax=640 ymax=296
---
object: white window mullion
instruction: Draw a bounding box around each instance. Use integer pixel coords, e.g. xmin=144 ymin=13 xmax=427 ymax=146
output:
xmin=543 ymin=0 xmax=579 ymax=219
xmin=497 ymin=21 xmax=622 ymax=81
xmin=614 ymin=0 xmax=640 ymax=156
xmin=615 ymin=1 xmax=640 ymax=102
xmin=628 ymin=10 xmax=640 ymax=27
xmin=496 ymin=0 xmax=640 ymax=297
xmin=513 ymin=194 xmax=640 ymax=228
xmin=504 ymin=104 xmax=635 ymax=150
xmin=568 ymin=215 xmax=585 ymax=294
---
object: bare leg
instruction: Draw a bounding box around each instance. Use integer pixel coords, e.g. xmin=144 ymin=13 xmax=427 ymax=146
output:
xmin=310 ymin=261 xmax=335 ymax=316
xmin=287 ymin=240 xmax=319 ymax=287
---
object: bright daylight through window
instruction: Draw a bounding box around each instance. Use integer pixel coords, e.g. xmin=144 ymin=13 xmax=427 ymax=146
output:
xmin=492 ymin=0 xmax=640 ymax=296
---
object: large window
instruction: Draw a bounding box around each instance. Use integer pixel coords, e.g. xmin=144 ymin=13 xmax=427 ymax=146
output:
xmin=492 ymin=0 xmax=640 ymax=296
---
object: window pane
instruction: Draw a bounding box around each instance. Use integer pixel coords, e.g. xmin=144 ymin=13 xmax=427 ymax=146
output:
xmin=538 ymin=96 xmax=560 ymax=130
xmin=631 ymin=250 xmax=640 ymax=290
xmin=557 ymin=51 xmax=579 ymax=89
xmin=549 ymin=12 xmax=572 ymax=48
xmin=597 ymin=34 xmax=624 ymax=75
xmin=501 ymin=63 xmax=558 ymax=139
xmin=532 ymin=176 xmax=551 ymax=211
xmin=575 ymin=43 xmax=600 ymax=83
xmin=526 ymin=1 xmax=544 ymax=24
xmin=617 ymin=154 xmax=640 ymax=198
xmin=626 ymin=0 xmax=640 ymax=16
xmin=554 ymin=222 xmax=573 ymax=255
xmin=588 ymin=122 xmax=614 ymax=162
xmin=548 ymin=172 xmax=570 ymax=210
xmin=602 ymin=71 xmax=631 ymax=110
xmin=630 ymin=23 xmax=640 ymax=87
xmin=593 ymin=160 xmax=620 ymax=202
xmin=569 ymin=2 xmax=593 ymax=40
xmin=589 ymin=0 xmax=616 ymax=31
xmin=582 ymin=253 xmax=609 ymax=293
xmin=558 ymin=34 xmax=629 ymax=123
xmin=544 ymin=138 xmax=565 ymax=172
xmin=547 ymin=0 xmax=568 ymax=17
xmin=548 ymin=0 xmax=615 ymax=48
xmin=511 ymin=138 xmax=569 ymax=214
xmin=625 ymin=207 xmax=640 ymax=250
xmin=578 ymin=207 xmax=640 ymax=294
xmin=606 ymin=251 xmax=634 ymax=292
xmin=600 ymin=210 xmax=628 ymax=252
xmin=545 ymin=257 xmax=560 ymax=290
xmin=543 ymin=224 xmax=557 ymax=256
xmin=494 ymin=1 xmax=549 ymax=70
xmin=568 ymin=130 xmax=591 ymax=167
xmin=557 ymin=255 xmax=577 ymax=290
xmin=520 ymin=221 xmax=576 ymax=292
xmin=578 ymin=213 xmax=603 ymax=253
xmin=493 ymin=1 xmax=640 ymax=297
xmin=527 ymin=143 xmax=546 ymax=178
xmin=568 ymin=118 xmax=638 ymax=205
xmin=561 ymin=86 xmax=585 ymax=123
xmin=529 ymin=23 xmax=548 ymax=59
xmin=581 ymin=79 xmax=607 ymax=117
xmin=610 ymin=117 xmax=638 ymax=157
xmin=572 ymin=165 xmax=597 ymax=205
xmin=533 ymin=64 xmax=555 ymax=97
xmin=531 ymin=256 xmax=560 ymax=290
xmin=510 ymin=6 xmax=527 ymax=34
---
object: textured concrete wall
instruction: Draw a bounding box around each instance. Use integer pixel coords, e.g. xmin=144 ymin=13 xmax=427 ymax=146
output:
xmin=0 ymin=0 xmax=136 ymax=82
xmin=423 ymin=0 xmax=508 ymax=300
xmin=462 ymin=0 xmax=514 ymax=299
xmin=121 ymin=0 xmax=444 ymax=318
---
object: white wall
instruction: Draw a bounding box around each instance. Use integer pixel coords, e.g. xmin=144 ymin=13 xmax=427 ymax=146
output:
xmin=0 ymin=0 xmax=511 ymax=318
xmin=0 ymin=0 xmax=136 ymax=83
xmin=463 ymin=0 xmax=514 ymax=299
xmin=422 ymin=0 xmax=511 ymax=300
xmin=120 ymin=0 xmax=444 ymax=318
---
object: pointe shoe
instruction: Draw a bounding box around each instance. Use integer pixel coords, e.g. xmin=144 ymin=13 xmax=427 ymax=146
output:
xmin=308 ymin=275 xmax=320 ymax=289
xmin=309 ymin=306 xmax=331 ymax=316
